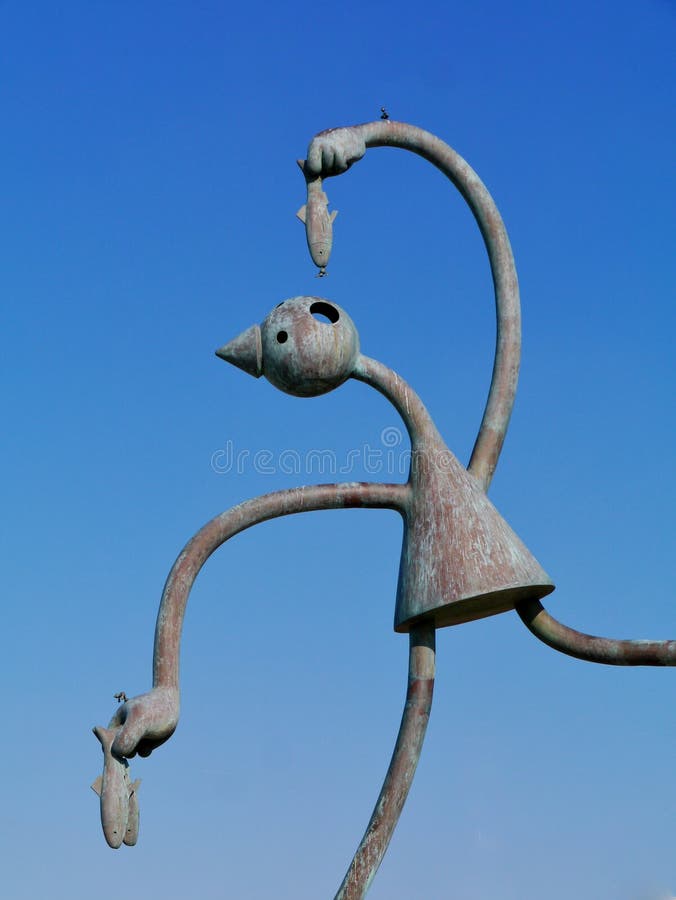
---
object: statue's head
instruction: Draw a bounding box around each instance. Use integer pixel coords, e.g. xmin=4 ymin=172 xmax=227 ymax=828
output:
xmin=216 ymin=296 xmax=360 ymax=397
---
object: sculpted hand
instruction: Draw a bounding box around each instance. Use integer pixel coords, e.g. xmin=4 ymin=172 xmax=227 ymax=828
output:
xmin=305 ymin=128 xmax=366 ymax=177
xmin=108 ymin=685 xmax=179 ymax=759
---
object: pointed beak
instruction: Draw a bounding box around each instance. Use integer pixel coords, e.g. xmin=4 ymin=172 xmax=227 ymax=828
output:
xmin=215 ymin=324 xmax=263 ymax=378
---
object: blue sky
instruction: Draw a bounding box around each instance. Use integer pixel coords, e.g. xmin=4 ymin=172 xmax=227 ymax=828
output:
xmin=1 ymin=1 xmax=674 ymax=898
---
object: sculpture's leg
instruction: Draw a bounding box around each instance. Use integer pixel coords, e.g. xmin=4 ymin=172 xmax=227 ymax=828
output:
xmin=335 ymin=624 xmax=435 ymax=900
xmin=516 ymin=599 xmax=676 ymax=665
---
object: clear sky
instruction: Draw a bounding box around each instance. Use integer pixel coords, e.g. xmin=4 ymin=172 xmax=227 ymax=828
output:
xmin=1 ymin=2 xmax=674 ymax=898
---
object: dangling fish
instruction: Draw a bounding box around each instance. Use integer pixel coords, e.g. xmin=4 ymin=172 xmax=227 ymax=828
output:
xmin=91 ymin=725 xmax=141 ymax=848
xmin=296 ymin=161 xmax=337 ymax=276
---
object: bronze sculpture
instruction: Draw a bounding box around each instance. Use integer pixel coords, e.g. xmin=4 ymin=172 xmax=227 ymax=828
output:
xmin=92 ymin=121 xmax=674 ymax=899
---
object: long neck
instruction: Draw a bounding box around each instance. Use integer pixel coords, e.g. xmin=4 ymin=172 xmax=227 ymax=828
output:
xmin=351 ymin=354 xmax=445 ymax=455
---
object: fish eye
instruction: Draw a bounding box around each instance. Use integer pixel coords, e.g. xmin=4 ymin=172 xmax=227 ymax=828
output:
xmin=276 ymin=331 xmax=288 ymax=343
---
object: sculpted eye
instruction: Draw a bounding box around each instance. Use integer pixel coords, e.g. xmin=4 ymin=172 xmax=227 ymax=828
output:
xmin=310 ymin=301 xmax=339 ymax=324
xmin=276 ymin=331 xmax=288 ymax=344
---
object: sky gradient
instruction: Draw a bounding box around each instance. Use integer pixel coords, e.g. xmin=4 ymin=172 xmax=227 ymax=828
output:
xmin=2 ymin=2 xmax=674 ymax=898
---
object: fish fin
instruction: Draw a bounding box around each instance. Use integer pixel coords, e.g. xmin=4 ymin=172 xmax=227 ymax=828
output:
xmin=330 ymin=210 xmax=338 ymax=222
xmin=91 ymin=775 xmax=103 ymax=796
xmin=296 ymin=159 xmax=306 ymax=173
xmin=296 ymin=205 xmax=307 ymax=223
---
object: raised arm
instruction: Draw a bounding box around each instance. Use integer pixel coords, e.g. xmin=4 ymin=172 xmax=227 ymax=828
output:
xmin=302 ymin=120 xmax=521 ymax=492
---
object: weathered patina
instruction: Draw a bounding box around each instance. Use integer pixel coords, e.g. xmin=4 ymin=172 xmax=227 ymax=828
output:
xmin=91 ymin=120 xmax=674 ymax=900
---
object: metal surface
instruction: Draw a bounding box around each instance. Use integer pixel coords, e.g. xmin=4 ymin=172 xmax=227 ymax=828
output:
xmin=335 ymin=624 xmax=435 ymax=900
xmin=352 ymin=351 xmax=553 ymax=631
xmin=91 ymin=119 xmax=674 ymax=899
xmin=301 ymin=120 xmax=521 ymax=493
xmin=516 ymin=599 xmax=676 ymax=665
xmin=91 ymin=725 xmax=141 ymax=849
xmin=218 ymin=296 xmax=553 ymax=631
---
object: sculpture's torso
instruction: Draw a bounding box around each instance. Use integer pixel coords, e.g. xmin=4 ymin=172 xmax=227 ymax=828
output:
xmin=353 ymin=355 xmax=554 ymax=632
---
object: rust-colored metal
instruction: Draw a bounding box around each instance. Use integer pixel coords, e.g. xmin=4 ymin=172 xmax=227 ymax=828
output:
xmin=91 ymin=120 xmax=674 ymax=900
xmin=212 ymin=293 xmax=553 ymax=899
xmin=516 ymin=599 xmax=676 ymax=665
xmin=217 ymin=296 xmax=553 ymax=633
xmin=153 ymin=481 xmax=408 ymax=693
xmin=353 ymin=352 xmax=553 ymax=631
xmin=105 ymin=480 xmax=409 ymax=761
xmin=302 ymin=120 xmax=521 ymax=493
xmin=335 ymin=624 xmax=435 ymax=900
xmin=91 ymin=725 xmax=141 ymax=848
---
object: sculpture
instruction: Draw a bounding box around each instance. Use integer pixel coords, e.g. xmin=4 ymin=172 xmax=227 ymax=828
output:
xmin=92 ymin=120 xmax=674 ymax=899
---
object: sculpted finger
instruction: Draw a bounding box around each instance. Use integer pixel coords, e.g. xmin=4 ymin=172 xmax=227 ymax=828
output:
xmin=305 ymin=140 xmax=325 ymax=176
xmin=321 ymin=145 xmax=336 ymax=173
xmin=344 ymin=133 xmax=366 ymax=167
xmin=136 ymin=731 xmax=174 ymax=758
xmin=332 ymin=151 xmax=349 ymax=174
xmin=111 ymin=712 xmax=147 ymax=758
xmin=305 ymin=130 xmax=366 ymax=177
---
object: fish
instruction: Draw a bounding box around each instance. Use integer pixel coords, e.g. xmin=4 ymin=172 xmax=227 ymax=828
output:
xmin=91 ymin=725 xmax=140 ymax=849
xmin=296 ymin=161 xmax=337 ymax=275
xmin=123 ymin=768 xmax=141 ymax=846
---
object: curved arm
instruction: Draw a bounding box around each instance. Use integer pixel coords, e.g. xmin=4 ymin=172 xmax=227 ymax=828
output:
xmin=335 ymin=624 xmax=435 ymax=900
xmin=110 ymin=479 xmax=438 ymax=897
xmin=108 ymin=482 xmax=409 ymax=762
xmin=154 ymin=481 xmax=409 ymax=687
xmin=304 ymin=120 xmax=521 ymax=492
xmin=516 ymin=599 xmax=676 ymax=666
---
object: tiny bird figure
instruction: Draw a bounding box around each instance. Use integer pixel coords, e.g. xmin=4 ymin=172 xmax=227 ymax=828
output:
xmin=380 ymin=106 xmax=389 ymax=120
